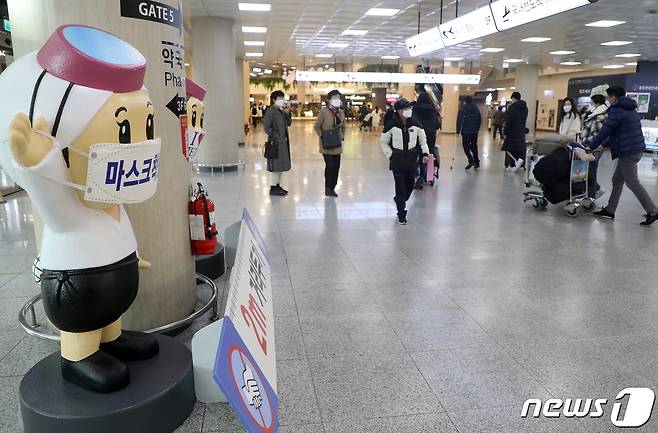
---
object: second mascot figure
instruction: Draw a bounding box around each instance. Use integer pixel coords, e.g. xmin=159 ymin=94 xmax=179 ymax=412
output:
xmin=0 ymin=25 xmax=162 ymax=393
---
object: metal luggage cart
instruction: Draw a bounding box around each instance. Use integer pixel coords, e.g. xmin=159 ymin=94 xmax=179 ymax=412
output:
xmin=523 ymin=145 xmax=595 ymax=218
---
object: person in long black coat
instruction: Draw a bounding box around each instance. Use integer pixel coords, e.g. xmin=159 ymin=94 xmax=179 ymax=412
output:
xmin=413 ymin=92 xmax=441 ymax=186
xmin=502 ymin=91 xmax=528 ymax=171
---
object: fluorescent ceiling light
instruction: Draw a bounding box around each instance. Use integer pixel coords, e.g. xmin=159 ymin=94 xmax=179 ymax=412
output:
xmin=246 ymin=52 xmax=264 ymax=57
xmin=381 ymin=55 xmax=400 ymax=60
xmin=550 ymin=50 xmax=575 ymax=55
xmin=496 ymin=88 xmax=506 ymax=91
xmin=604 ymin=64 xmax=625 ymax=69
xmin=184 ymin=62 xmax=190 ymax=66
xmin=365 ymin=8 xmax=400 ymax=16
xmin=244 ymin=41 xmax=265 ymax=46
xmin=521 ymin=37 xmax=551 ymax=43
xmin=406 ymin=27 xmax=444 ymax=56
xmin=242 ymin=26 xmax=267 ymax=33
xmin=626 ymin=62 xmax=638 ymax=66
xmin=505 ymin=59 xmax=524 ymax=63
xmin=342 ymin=29 xmax=368 ymax=36
xmin=315 ymin=54 xmax=333 ymax=58
xmin=481 ymin=47 xmax=505 ymax=53
xmin=252 ymin=67 xmax=262 ymax=72
xmin=601 ymin=41 xmax=633 ymax=46
xmin=510 ymin=87 xmax=516 ymax=90
xmin=615 ymin=53 xmax=641 ymax=58
xmin=295 ymin=70 xmax=481 ymax=85
xmin=445 ymin=57 xmax=464 ymax=61
xmin=560 ymin=61 xmax=582 ymax=66
xmin=249 ymin=73 xmax=256 ymax=77
xmin=586 ymin=20 xmax=625 ymax=27
xmin=485 ymin=88 xmax=496 ymax=91
xmin=328 ymin=43 xmax=349 ymax=48
xmin=264 ymin=69 xmax=272 ymax=74
xmin=238 ymin=3 xmax=271 ymax=11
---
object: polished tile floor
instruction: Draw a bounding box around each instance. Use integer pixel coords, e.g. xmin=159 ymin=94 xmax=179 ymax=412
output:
xmin=2 ymin=120 xmax=658 ymax=432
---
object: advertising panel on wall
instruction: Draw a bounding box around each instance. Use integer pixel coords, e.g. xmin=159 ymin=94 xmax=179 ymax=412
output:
xmin=566 ymin=74 xmax=628 ymax=112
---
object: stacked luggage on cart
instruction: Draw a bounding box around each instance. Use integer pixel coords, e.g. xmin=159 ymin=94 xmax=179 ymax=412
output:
xmin=523 ymin=134 xmax=595 ymax=218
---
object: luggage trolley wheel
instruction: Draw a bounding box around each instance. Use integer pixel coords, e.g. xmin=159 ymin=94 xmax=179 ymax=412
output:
xmin=532 ymin=198 xmax=548 ymax=210
xmin=565 ymin=203 xmax=579 ymax=218
xmin=581 ymin=198 xmax=595 ymax=212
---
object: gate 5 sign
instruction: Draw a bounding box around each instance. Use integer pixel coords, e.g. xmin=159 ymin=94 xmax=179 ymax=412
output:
xmin=224 ymin=209 xmax=276 ymax=391
xmin=120 ymin=0 xmax=183 ymax=34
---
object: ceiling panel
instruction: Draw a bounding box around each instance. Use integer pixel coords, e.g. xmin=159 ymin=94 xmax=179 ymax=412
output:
xmin=190 ymin=0 xmax=658 ymax=70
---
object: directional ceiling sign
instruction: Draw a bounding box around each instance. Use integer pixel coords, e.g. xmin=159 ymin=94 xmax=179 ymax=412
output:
xmin=439 ymin=5 xmax=498 ymax=47
xmin=405 ymin=27 xmax=445 ymax=57
xmin=489 ymin=0 xmax=592 ymax=31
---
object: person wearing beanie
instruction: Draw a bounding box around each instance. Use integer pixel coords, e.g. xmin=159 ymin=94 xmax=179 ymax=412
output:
xmin=502 ymin=91 xmax=528 ymax=171
xmin=380 ymin=98 xmax=430 ymax=225
xmin=0 ymin=25 xmax=161 ymax=393
xmin=581 ymin=84 xmax=609 ymax=199
xmin=457 ymin=96 xmax=482 ymax=170
xmin=587 ymin=86 xmax=658 ymax=225
xmin=314 ymin=89 xmax=345 ymax=197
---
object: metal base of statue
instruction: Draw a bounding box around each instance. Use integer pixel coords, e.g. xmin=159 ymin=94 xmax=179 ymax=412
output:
xmin=19 ymin=335 xmax=195 ymax=433
xmin=195 ymin=242 xmax=226 ymax=281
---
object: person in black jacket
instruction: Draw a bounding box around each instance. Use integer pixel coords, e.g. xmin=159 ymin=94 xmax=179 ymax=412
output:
xmin=502 ymin=92 xmax=528 ymax=171
xmin=457 ymin=96 xmax=482 ymax=169
xmin=380 ymin=98 xmax=430 ymax=225
xmin=413 ymin=92 xmax=441 ymax=188
xmin=586 ymin=86 xmax=658 ymax=225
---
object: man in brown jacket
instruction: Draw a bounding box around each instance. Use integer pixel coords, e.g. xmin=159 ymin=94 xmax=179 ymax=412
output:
xmin=314 ymin=89 xmax=346 ymax=197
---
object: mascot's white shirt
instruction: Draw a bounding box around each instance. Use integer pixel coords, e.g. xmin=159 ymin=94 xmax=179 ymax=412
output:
xmin=12 ymin=148 xmax=137 ymax=270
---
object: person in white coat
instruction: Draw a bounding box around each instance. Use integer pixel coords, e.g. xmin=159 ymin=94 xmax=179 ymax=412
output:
xmin=559 ymin=97 xmax=582 ymax=140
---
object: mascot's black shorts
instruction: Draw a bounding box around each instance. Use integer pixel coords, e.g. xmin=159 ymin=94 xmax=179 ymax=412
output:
xmin=40 ymin=253 xmax=139 ymax=333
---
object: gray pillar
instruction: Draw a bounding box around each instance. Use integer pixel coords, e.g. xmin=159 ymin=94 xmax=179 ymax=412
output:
xmin=236 ymin=58 xmax=246 ymax=145
xmin=515 ymin=64 xmax=539 ymax=138
xmin=192 ymin=17 xmax=239 ymax=165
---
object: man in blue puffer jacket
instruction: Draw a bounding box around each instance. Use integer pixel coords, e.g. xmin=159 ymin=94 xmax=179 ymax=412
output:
xmin=457 ymin=96 xmax=482 ymax=169
xmin=587 ymin=86 xmax=658 ymax=226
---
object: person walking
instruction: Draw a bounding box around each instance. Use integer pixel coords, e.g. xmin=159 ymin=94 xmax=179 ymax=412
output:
xmin=492 ymin=105 xmax=506 ymax=140
xmin=413 ymin=92 xmax=441 ymax=188
xmin=586 ymin=86 xmax=658 ymax=225
xmin=380 ymin=98 xmax=430 ymax=225
xmin=264 ymin=90 xmax=292 ymax=196
xmin=314 ymin=90 xmax=345 ymax=197
xmin=372 ymin=106 xmax=382 ymax=132
xmin=559 ymin=97 xmax=582 ymax=140
xmin=250 ymin=103 xmax=259 ymax=127
xmin=502 ymin=91 xmax=528 ymax=171
xmin=457 ymin=96 xmax=482 ymax=170
xmin=580 ymin=85 xmax=609 ymax=199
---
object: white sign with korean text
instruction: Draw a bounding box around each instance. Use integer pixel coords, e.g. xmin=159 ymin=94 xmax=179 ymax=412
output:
xmin=405 ymin=27 xmax=445 ymax=57
xmin=490 ymin=0 xmax=591 ymax=31
xmin=439 ymin=5 xmax=497 ymax=47
xmin=225 ymin=210 xmax=276 ymax=392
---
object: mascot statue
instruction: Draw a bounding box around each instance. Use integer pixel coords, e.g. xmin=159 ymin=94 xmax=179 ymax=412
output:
xmin=0 ymin=25 xmax=160 ymax=393
xmin=185 ymin=77 xmax=206 ymax=161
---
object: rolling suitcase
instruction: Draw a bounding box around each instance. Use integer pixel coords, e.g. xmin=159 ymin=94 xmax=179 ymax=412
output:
xmin=425 ymin=153 xmax=436 ymax=185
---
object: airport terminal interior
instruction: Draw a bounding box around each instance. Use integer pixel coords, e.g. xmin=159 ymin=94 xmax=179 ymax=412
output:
xmin=3 ymin=0 xmax=658 ymax=432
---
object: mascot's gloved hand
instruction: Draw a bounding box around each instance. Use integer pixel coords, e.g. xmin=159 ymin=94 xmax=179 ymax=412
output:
xmin=9 ymin=114 xmax=53 ymax=167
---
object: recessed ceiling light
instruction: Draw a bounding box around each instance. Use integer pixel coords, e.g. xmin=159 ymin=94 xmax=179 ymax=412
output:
xmin=264 ymin=69 xmax=272 ymax=74
xmin=328 ymin=43 xmax=349 ymax=48
xmin=496 ymin=88 xmax=506 ymax=91
xmin=250 ymin=73 xmax=257 ymax=77
xmin=244 ymin=41 xmax=265 ymax=46
xmin=615 ymin=53 xmax=641 ymax=58
xmin=604 ymin=64 xmax=625 ymax=69
xmin=242 ymin=26 xmax=267 ymax=33
xmin=381 ymin=55 xmax=400 ymax=60
xmin=445 ymin=57 xmax=464 ymax=61
xmin=521 ymin=37 xmax=551 ymax=43
xmin=601 ymin=41 xmax=633 ymax=46
xmin=485 ymin=88 xmax=496 ymax=91
xmin=315 ymin=54 xmax=333 ymax=58
xmin=505 ymin=58 xmax=524 ymax=63
xmin=586 ymin=20 xmax=625 ymax=28
xmin=238 ymin=3 xmax=271 ymax=11
xmin=481 ymin=48 xmax=505 ymax=53
xmin=342 ymin=29 xmax=368 ymax=36
xmin=560 ymin=61 xmax=582 ymax=66
xmin=510 ymin=87 xmax=516 ymax=90
xmin=365 ymin=8 xmax=400 ymax=16
xmin=626 ymin=62 xmax=638 ymax=66
xmin=246 ymin=52 xmax=264 ymax=57
xmin=252 ymin=67 xmax=262 ymax=72
xmin=550 ymin=50 xmax=575 ymax=55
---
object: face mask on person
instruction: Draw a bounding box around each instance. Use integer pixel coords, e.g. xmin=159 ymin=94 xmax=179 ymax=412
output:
xmin=402 ymin=108 xmax=413 ymax=118
xmin=275 ymin=99 xmax=286 ymax=108
xmin=35 ymin=130 xmax=161 ymax=204
xmin=330 ymin=98 xmax=342 ymax=108
xmin=563 ymin=104 xmax=572 ymax=114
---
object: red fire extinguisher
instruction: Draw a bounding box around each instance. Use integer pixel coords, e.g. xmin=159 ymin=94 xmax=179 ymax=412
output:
xmin=189 ymin=182 xmax=218 ymax=255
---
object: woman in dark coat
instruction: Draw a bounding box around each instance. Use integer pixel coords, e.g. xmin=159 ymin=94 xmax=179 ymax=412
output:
xmin=263 ymin=90 xmax=292 ymax=196
xmin=502 ymin=91 xmax=529 ymax=171
xmin=413 ymin=92 xmax=441 ymax=186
